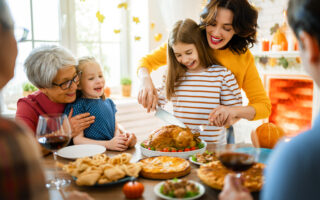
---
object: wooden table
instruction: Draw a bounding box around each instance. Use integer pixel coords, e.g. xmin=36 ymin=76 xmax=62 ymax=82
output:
xmin=42 ymin=144 xmax=259 ymax=200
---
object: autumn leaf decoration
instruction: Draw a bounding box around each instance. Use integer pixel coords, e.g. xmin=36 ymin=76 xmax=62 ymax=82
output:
xmin=150 ymin=22 xmax=155 ymax=30
xmin=96 ymin=11 xmax=105 ymax=23
xmin=134 ymin=36 xmax=141 ymax=41
xmin=114 ymin=29 xmax=121 ymax=34
xmin=132 ymin=17 xmax=140 ymax=24
xmin=270 ymin=23 xmax=280 ymax=35
xmin=154 ymin=33 xmax=162 ymax=42
xmin=117 ymin=2 xmax=128 ymax=10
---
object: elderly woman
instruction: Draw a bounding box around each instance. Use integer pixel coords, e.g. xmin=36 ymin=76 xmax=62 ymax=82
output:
xmin=16 ymin=45 xmax=95 ymax=137
xmin=0 ymin=0 xmax=93 ymax=199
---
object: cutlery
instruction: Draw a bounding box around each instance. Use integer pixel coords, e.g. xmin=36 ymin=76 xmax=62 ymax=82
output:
xmin=155 ymin=107 xmax=186 ymax=128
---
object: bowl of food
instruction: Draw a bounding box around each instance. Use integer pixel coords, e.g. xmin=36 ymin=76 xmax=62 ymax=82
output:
xmin=154 ymin=178 xmax=205 ymax=200
xmin=59 ymin=153 xmax=142 ymax=186
xmin=189 ymin=150 xmax=218 ymax=166
xmin=140 ymin=125 xmax=206 ymax=159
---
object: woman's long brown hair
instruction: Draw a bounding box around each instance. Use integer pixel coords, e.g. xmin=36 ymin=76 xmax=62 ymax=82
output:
xmin=200 ymin=0 xmax=258 ymax=54
xmin=166 ymin=18 xmax=219 ymax=100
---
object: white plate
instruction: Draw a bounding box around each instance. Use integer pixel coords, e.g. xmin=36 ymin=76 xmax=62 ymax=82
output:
xmin=140 ymin=140 xmax=207 ymax=159
xmin=188 ymin=156 xmax=203 ymax=166
xmin=57 ymin=144 xmax=106 ymax=159
xmin=154 ymin=180 xmax=205 ymax=200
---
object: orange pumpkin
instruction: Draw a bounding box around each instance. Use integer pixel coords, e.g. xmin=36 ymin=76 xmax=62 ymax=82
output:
xmin=271 ymin=30 xmax=288 ymax=51
xmin=251 ymin=123 xmax=285 ymax=149
xmin=123 ymin=181 xmax=144 ymax=199
xmin=104 ymin=86 xmax=111 ymax=97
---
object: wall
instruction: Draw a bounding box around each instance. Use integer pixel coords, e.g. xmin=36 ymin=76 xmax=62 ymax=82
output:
xmin=253 ymin=0 xmax=289 ymax=47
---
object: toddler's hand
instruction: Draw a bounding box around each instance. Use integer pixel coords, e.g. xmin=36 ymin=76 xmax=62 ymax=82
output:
xmin=126 ymin=133 xmax=137 ymax=148
xmin=106 ymin=134 xmax=128 ymax=151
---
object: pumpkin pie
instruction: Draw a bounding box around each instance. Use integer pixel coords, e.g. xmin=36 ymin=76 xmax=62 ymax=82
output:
xmin=139 ymin=156 xmax=191 ymax=179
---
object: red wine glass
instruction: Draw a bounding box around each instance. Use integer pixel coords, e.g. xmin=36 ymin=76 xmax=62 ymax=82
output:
xmin=36 ymin=113 xmax=71 ymax=189
xmin=216 ymin=143 xmax=260 ymax=179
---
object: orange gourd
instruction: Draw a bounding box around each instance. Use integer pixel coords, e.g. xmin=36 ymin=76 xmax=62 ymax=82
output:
xmin=251 ymin=123 xmax=285 ymax=149
xmin=123 ymin=181 xmax=144 ymax=199
xmin=271 ymin=30 xmax=288 ymax=51
xmin=104 ymin=86 xmax=111 ymax=97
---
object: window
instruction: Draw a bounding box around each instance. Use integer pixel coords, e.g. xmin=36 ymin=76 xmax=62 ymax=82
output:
xmin=2 ymin=0 xmax=128 ymax=112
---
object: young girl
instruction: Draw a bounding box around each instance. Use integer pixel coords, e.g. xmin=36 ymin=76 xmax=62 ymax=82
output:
xmin=64 ymin=57 xmax=136 ymax=151
xmin=158 ymin=18 xmax=242 ymax=143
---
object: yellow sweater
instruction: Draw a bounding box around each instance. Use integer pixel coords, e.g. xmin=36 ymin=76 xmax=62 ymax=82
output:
xmin=138 ymin=43 xmax=271 ymax=120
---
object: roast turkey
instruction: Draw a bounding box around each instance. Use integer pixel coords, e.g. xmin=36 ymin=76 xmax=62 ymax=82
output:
xmin=148 ymin=125 xmax=200 ymax=150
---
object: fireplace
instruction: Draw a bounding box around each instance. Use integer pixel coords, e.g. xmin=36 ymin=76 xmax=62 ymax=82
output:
xmin=264 ymin=74 xmax=314 ymax=136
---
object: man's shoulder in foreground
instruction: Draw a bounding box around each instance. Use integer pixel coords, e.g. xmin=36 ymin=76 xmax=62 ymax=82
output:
xmin=261 ymin=115 xmax=320 ymax=200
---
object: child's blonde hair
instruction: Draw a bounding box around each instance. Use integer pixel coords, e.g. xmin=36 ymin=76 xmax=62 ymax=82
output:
xmin=166 ymin=18 xmax=219 ymax=100
xmin=77 ymin=56 xmax=106 ymax=100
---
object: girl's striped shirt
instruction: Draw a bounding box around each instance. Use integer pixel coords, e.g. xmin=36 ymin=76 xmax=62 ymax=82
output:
xmin=158 ymin=65 xmax=242 ymax=143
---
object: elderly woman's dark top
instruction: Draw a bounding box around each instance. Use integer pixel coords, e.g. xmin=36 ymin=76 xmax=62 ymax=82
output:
xmin=16 ymin=91 xmax=65 ymax=134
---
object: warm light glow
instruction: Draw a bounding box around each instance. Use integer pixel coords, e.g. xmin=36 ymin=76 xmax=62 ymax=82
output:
xmin=267 ymin=76 xmax=314 ymax=137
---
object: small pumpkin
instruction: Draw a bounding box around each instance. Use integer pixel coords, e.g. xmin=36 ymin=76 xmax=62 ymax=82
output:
xmin=271 ymin=29 xmax=288 ymax=51
xmin=123 ymin=181 xmax=144 ymax=199
xmin=104 ymin=86 xmax=111 ymax=97
xmin=251 ymin=123 xmax=285 ymax=149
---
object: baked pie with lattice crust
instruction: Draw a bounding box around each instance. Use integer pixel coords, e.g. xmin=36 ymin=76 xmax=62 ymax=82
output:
xmin=197 ymin=161 xmax=265 ymax=192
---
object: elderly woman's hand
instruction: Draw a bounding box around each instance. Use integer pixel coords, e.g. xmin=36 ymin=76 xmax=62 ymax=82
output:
xmin=219 ymin=174 xmax=253 ymax=200
xmin=68 ymin=108 xmax=95 ymax=137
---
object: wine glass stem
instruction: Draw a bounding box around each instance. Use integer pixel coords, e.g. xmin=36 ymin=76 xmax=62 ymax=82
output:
xmin=52 ymin=151 xmax=59 ymax=186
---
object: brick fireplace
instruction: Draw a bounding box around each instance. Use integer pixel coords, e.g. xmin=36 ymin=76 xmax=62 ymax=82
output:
xmin=264 ymin=74 xmax=314 ymax=136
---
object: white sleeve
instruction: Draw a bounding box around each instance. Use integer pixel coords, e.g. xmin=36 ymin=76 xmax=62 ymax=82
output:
xmin=220 ymin=69 xmax=242 ymax=106
xmin=157 ymin=74 xmax=168 ymax=107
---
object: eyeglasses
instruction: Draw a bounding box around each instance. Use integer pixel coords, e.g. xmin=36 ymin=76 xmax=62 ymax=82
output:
xmin=52 ymin=71 xmax=82 ymax=90
xmin=14 ymin=27 xmax=29 ymax=42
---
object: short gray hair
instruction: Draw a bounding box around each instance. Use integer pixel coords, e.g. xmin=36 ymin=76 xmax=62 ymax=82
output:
xmin=0 ymin=0 xmax=14 ymax=31
xmin=24 ymin=45 xmax=77 ymax=88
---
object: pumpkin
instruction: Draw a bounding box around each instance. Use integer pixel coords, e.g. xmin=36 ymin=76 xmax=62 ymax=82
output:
xmin=271 ymin=29 xmax=288 ymax=51
xmin=251 ymin=123 xmax=285 ymax=149
xmin=104 ymin=86 xmax=111 ymax=97
xmin=123 ymin=181 xmax=144 ymax=199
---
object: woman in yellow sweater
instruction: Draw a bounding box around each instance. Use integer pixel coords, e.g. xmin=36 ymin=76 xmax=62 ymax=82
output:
xmin=138 ymin=0 xmax=271 ymax=127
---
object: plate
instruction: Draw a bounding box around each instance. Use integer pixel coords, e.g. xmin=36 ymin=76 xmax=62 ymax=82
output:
xmin=154 ymin=180 xmax=205 ymax=200
xmin=140 ymin=140 xmax=207 ymax=159
xmin=235 ymin=147 xmax=272 ymax=164
xmin=57 ymin=144 xmax=106 ymax=159
xmin=73 ymin=176 xmax=134 ymax=187
xmin=188 ymin=156 xmax=203 ymax=166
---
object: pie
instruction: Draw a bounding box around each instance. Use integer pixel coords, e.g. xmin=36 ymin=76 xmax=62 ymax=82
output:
xmin=139 ymin=156 xmax=191 ymax=179
xmin=197 ymin=161 xmax=265 ymax=192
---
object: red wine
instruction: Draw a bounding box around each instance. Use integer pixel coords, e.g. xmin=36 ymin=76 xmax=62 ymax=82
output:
xmin=219 ymin=152 xmax=255 ymax=172
xmin=38 ymin=135 xmax=70 ymax=151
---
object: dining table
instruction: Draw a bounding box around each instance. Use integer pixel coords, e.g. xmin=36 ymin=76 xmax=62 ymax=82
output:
xmin=42 ymin=143 xmax=260 ymax=200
